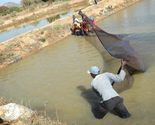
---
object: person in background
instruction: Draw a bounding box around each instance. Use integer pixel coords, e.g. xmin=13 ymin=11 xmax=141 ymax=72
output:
xmin=71 ymin=15 xmax=81 ymax=35
xmin=78 ymin=11 xmax=94 ymax=35
xmin=87 ymin=60 xmax=131 ymax=119
xmin=72 ymin=15 xmax=80 ymax=24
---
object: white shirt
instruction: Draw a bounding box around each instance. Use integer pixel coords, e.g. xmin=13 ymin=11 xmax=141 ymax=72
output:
xmin=73 ymin=18 xmax=80 ymax=27
xmin=91 ymin=70 xmax=126 ymax=101
xmin=73 ymin=18 xmax=80 ymax=24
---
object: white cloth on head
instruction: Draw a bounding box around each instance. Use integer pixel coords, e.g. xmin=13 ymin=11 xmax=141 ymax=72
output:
xmin=73 ymin=18 xmax=80 ymax=27
xmin=91 ymin=70 xmax=126 ymax=101
xmin=73 ymin=18 xmax=80 ymax=24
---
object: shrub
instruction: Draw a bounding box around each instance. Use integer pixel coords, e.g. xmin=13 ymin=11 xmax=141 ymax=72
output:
xmin=0 ymin=6 xmax=22 ymax=16
xmin=0 ymin=6 xmax=9 ymax=16
xmin=39 ymin=38 xmax=46 ymax=42
xmin=47 ymin=15 xmax=60 ymax=23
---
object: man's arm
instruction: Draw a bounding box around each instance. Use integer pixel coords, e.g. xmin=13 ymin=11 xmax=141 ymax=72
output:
xmin=108 ymin=60 xmax=127 ymax=83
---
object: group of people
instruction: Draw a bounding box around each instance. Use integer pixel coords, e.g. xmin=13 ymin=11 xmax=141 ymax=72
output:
xmin=70 ymin=13 xmax=95 ymax=36
xmin=87 ymin=60 xmax=131 ymax=119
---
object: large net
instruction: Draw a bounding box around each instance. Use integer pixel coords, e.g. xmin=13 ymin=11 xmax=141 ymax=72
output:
xmin=78 ymin=11 xmax=145 ymax=74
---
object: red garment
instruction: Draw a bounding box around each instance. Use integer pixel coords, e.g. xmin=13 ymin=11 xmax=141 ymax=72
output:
xmin=81 ymin=21 xmax=89 ymax=31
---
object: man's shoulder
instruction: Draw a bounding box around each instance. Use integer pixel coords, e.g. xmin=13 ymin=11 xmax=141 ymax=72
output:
xmin=98 ymin=72 xmax=111 ymax=77
xmin=93 ymin=73 xmax=108 ymax=80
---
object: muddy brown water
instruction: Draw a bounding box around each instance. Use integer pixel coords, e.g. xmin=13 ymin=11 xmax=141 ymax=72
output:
xmin=0 ymin=0 xmax=155 ymax=125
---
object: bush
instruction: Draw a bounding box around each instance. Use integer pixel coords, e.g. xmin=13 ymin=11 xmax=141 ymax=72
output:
xmin=0 ymin=6 xmax=9 ymax=16
xmin=39 ymin=38 xmax=46 ymax=42
xmin=0 ymin=6 xmax=22 ymax=16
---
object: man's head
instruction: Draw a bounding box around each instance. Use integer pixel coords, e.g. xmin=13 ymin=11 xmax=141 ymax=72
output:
xmin=87 ymin=66 xmax=100 ymax=78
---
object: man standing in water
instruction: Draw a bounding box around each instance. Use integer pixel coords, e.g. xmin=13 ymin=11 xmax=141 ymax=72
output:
xmin=87 ymin=60 xmax=131 ymax=118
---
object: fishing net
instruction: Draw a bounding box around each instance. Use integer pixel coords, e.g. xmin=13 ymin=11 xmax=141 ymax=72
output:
xmin=78 ymin=11 xmax=145 ymax=74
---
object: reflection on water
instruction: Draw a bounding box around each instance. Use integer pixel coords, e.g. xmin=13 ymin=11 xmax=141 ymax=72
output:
xmin=0 ymin=0 xmax=155 ymax=125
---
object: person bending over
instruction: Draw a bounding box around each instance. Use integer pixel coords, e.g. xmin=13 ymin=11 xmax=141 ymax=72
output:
xmin=87 ymin=60 xmax=131 ymax=118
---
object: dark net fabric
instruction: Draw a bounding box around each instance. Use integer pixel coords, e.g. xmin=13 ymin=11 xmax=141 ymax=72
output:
xmin=79 ymin=12 xmax=145 ymax=73
xmin=94 ymin=25 xmax=145 ymax=73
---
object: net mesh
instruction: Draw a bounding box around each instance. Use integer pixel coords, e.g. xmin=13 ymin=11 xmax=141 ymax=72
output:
xmin=79 ymin=11 xmax=145 ymax=74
